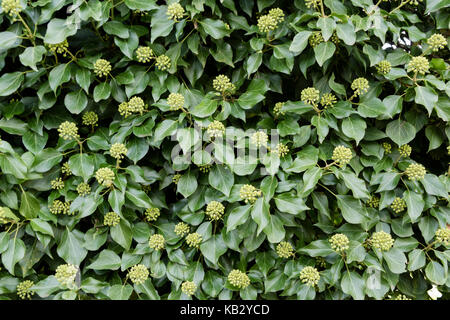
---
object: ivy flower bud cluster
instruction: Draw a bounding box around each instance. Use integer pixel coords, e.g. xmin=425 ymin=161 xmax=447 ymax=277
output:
xmin=55 ymin=264 xmax=78 ymax=286
xmin=128 ymin=264 xmax=149 ymax=284
xmin=95 ymin=167 xmax=115 ymax=187
xmin=305 ymin=0 xmax=320 ymax=10
xmin=76 ymin=182 xmax=91 ymax=196
xmin=110 ymin=143 xmax=128 ymax=160
xmin=181 ymin=281 xmax=197 ymax=296
xmin=207 ymin=120 xmax=225 ymax=138
xmin=93 ymin=58 xmax=112 ymax=77
xmin=367 ymin=195 xmax=380 ymax=208
xmin=58 ymin=121 xmax=79 ymax=140
xmin=50 ymin=200 xmax=72 ymax=215
xmin=382 ymin=142 xmax=392 ymax=154
xmin=390 ymin=197 xmax=406 ymax=213
xmin=149 ymin=234 xmax=165 ymax=250
xmin=166 ymin=2 xmax=185 ymax=21
xmin=427 ymin=34 xmax=447 ymax=51
xmin=155 ymin=55 xmax=171 ymax=71
xmin=82 ymin=111 xmax=98 ymax=127
xmin=320 ymin=93 xmax=337 ymax=108
xmin=48 ymin=40 xmax=69 ymax=56
xmin=404 ymin=163 xmax=426 ymax=180
xmin=370 ymin=231 xmax=394 ymax=251
xmin=351 ymin=78 xmax=370 ymax=96
xmin=198 ymin=164 xmax=212 ymax=173
xmin=276 ymin=241 xmax=294 ymax=258
xmin=174 ymin=222 xmax=190 ymax=237
xmin=144 ymin=208 xmax=160 ymax=222
xmin=228 ymin=270 xmax=250 ymax=289
xmin=172 ymin=173 xmax=181 ymax=184
xmin=251 ymin=131 xmax=268 ymax=148
xmin=273 ymin=102 xmax=285 ymax=117
xmin=435 ymin=228 xmax=450 ymax=245
xmin=301 ymin=87 xmax=320 ymax=105
xmin=239 ymin=184 xmax=262 ymax=204
xmin=329 ymin=234 xmax=350 ymax=253
xmin=332 ymin=145 xmax=353 ymax=166
xmin=205 ymin=201 xmax=225 ymax=221
xmin=120 ymin=96 xmax=147 ymax=118
xmin=1 ymin=0 xmax=22 ymax=16
xmin=299 ymin=266 xmax=320 ymax=287
xmin=167 ymin=93 xmax=185 ymax=110
xmin=309 ymin=32 xmax=324 ymax=48
xmin=407 ymin=56 xmax=429 ymax=75
xmin=376 ymin=60 xmax=392 ymax=75
xmin=272 ymin=143 xmax=289 ymax=157
xmin=135 ymin=46 xmax=154 ymax=63
xmin=51 ymin=178 xmax=64 ymax=190
xmin=17 ymin=280 xmax=34 ymax=300
xmin=213 ymin=75 xmax=235 ymax=96
xmin=398 ymin=144 xmax=411 ymax=157
xmin=104 ymin=212 xmax=120 ymax=227
xmin=61 ymin=162 xmax=72 ymax=175
xmin=186 ymin=232 xmax=202 ymax=248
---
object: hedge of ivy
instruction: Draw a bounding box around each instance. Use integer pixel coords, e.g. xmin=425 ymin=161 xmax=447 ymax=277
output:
xmin=0 ymin=0 xmax=449 ymax=300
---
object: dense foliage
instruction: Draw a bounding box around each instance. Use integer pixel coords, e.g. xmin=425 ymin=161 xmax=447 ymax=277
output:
xmin=0 ymin=0 xmax=449 ymax=300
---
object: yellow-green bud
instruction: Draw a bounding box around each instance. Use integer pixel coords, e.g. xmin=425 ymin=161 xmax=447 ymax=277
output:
xmin=331 ymin=32 xmax=340 ymax=46
xmin=393 ymin=294 xmax=412 ymax=300
xmin=118 ymin=102 xmax=131 ymax=117
xmin=367 ymin=195 xmax=380 ymax=209
xmin=435 ymin=228 xmax=450 ymax=245
xmin=172 ymin=173 xmax=181 ymax=184
xmin=155 ymin=55 xmax=171 ymax=71
xmin=376 ymin=60 xmax=391 ymax=75
xmin=370 ymin=231 xmax=394 ymax=251
xmin=166 ymin=2 xmax=185 ymax=21
xmin=104 ymin=212 xmax=120 ymax=227
xmin=382 ymin=142 xmax=392 ymax=154
xmin=186 ymin=232 xmax=202 ymax=248
xmin=251 ymin=131 xmax=268 ymax=148
xmin=95 ymin=167 xmax=115 ymax=187
xmin=144 ymin=207 xmax=160 ymax=222
xmin=128 ymin=264 xmax=149 ymax=285
xmin=213 ymin=75 xmax=235 ymax=94
xmin=62 ymin=162 xmax=72 ymax=175
xmin=167 ymin=93 xmax=184 ymax=110
xmin=181 ymin=281 xmax=197 ymax=296
xmin=110 ymin=143 xmax=127 ymax=160
xmin=50 ymin=200 xmax=72 ymax=215
xmin=269 ymin=8 xmax=284 ymax=24
xmin=149 ymin=234 xmax=165 ymax=250
xmin=390 ymin=197 xmax=406 ymax=213
xmin=301 ymin=87 xmax=320 ymax=105
xmin=76 ymin=182 xmax=91 ymax=196
xmin=48 ymin=40 xmax=69 ymax=56
xmin=320 ymin=93 xmax=337 ymax=108
xmin=329 ymin=234 xmax=350 ymax=253
xmin=332 ymin=145 xmax=353 ymax=166
xmin=276 ymin=241 xmax=294 ymax=258
xmin=128 ymin=96 xmax=146 ymax=114
xmin=272 ymin=143 xmax=289 ymax=157
xmin=55 ymin=264 xmax=78 ymax=286
xmin=205 ymin=201 xmax=225 ymax=221
xmin=273 ymin=102 xmax=285 ymax=118
xmin=305 ymin=0 xmax=320 ymax=9
xmin=404 ymin=163 xmax=426 ymax=180
xmin=408 ymin=0 xmax=422 ymax=5
xmin=257 ymin=14 xmax=277 ymax=33
xmin=51 ymin=177 xmax=64 ymax=190
xmin=239 ymin=184 xmax=262 ymax=204
xmin=398 ymin=144 xmax=412 ymax=157
xmin=309 ymin=32 xmax=324 ymax=48
xmin=17 ymin=280 xmax=34 ymax=300
xmin=427 ymin=34 xmax=447 ymax=52
xmin=93 ymin=58 xmax=111 ymax=77
xmin=136 ymin=46 xmax=153 ymax=63
xmin=1 ymin=0 xmax=22 ymax=16
xmin=228 ymin=269 xmax=250 ymax=289
xmin=82 ymin=111 xmax=98 ymax=127
xmin=351 ymin=77 xmax=370 ymax=96
xmin=299 ymin=266 xmax=320 ymax=287
xmin=174 ymin=222 xmax=190 ymax=237
xmin=198 ymin=164 xmax=212 ymax=173
xmin=207 ymin=120 xmax=225 ymax=138
xmin=407 ymin=56 xmax=429 ymax=75
xmin=58 ymin=121 xmax=79 ymax=140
